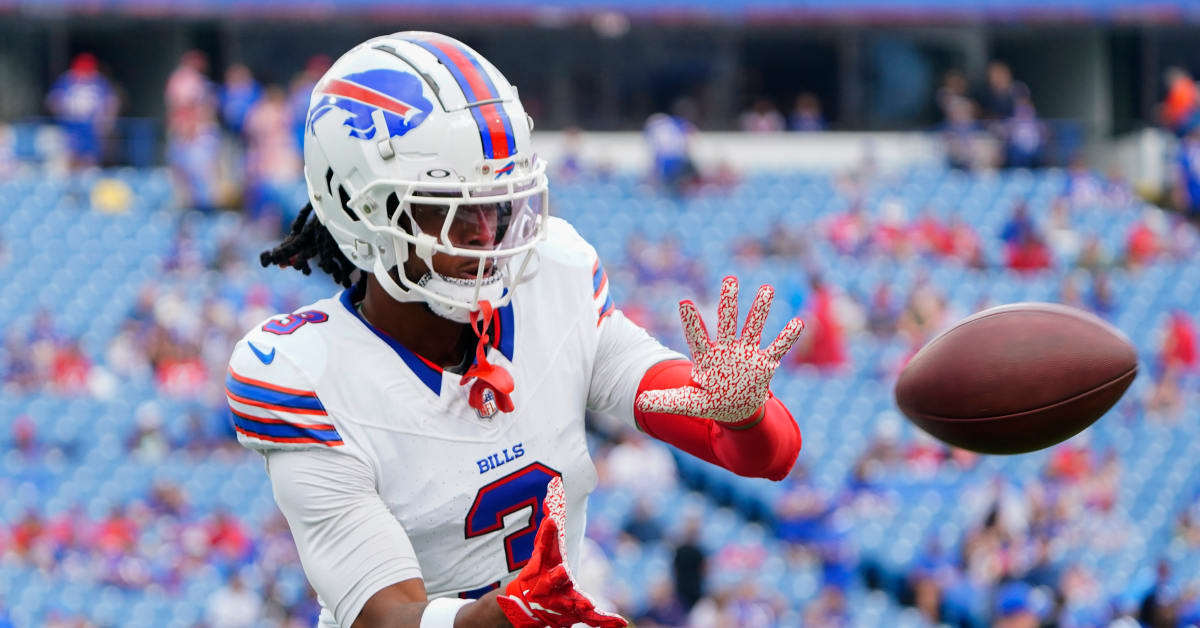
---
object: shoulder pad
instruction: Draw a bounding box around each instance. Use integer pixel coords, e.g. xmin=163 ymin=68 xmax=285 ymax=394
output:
xmin=227 ymin=314 xmax=340 ymax=452
xmin=536 ymin=217 xmax=614 ymax=324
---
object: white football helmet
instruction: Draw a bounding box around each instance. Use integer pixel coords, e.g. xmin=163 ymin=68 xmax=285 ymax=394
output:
xmin=303 ymin=31 xmax=548 ymax=322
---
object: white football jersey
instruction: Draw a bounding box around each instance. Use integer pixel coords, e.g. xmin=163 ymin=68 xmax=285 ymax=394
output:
xmin=227 ymin=218 xmax=680 ymax=627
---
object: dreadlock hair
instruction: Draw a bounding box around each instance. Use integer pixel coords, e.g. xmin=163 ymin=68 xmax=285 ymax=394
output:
xmin=260 ymin=203 xmax=361 ymax=288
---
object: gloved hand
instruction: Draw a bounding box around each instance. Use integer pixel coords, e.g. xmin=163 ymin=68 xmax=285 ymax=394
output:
xmin=497 ymin=477 xmax=627 ymax=628
xmin=635 ymin=276 xmax=804 ymax=423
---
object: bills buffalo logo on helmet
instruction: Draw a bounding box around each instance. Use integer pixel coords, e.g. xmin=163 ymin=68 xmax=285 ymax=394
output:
xmin=306 ymin=69 xmax=434 ymax=141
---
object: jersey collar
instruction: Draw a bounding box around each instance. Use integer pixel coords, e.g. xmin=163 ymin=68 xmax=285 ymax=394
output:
xmin=339 ymin=281 xmax=515 ymax=396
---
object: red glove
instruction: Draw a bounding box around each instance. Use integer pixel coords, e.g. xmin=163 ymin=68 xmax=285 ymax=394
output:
xmin=496 ymin=478 xmax=627 ymax=628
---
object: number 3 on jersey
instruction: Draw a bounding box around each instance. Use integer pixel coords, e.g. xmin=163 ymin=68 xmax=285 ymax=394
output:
xmin=465 ymin=462 xmax=562 ymax=574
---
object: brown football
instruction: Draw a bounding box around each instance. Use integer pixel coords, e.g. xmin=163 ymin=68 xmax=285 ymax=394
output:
xmin=894 ymin=302 xmax=1138 ymax=455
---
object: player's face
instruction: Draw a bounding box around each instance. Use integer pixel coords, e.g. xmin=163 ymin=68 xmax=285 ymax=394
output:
xmin=405 ymin=199 xmax=506 ymax=280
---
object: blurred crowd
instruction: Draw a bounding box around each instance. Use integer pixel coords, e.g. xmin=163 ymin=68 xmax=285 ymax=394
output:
xmin=2 ymin=46 xmax=1200 ymax=628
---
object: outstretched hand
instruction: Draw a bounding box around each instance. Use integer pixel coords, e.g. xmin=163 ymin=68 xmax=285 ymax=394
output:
xmin=636 ymin=276 xmax=804 ymax=423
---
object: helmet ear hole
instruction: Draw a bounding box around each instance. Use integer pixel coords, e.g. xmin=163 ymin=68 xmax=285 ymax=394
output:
xmin=337 ymin=184 xmax=357 ymax=223
xmin=325 ymin=168 xmax=360 ymax=223
xmin=386 ymin=192 xmax=400 ymax=222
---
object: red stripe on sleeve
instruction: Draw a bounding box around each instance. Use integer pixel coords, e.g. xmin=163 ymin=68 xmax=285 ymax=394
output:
xmin=225 ymin=389 xmax=330 ymax=417
xmin=233 ymin=425 xmax=344 ymax=447
xmin=227 ymin=367 xmax=319 ymax=398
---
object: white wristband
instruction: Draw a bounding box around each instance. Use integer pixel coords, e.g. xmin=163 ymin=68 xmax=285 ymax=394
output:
xmin=419 ymin=597 xmax=473 ymax=628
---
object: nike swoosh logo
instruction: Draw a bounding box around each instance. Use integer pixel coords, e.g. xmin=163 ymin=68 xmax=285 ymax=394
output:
xmin=248 ymin=342 xmax=276 ymax=365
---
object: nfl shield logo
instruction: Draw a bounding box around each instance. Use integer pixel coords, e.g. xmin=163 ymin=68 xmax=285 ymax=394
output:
xmin=478 ymin=387 xmax=499 ymax=420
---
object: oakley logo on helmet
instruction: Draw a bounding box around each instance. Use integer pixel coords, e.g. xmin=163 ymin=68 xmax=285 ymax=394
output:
xmin=307 ymin=69 xmax=434 ymax=141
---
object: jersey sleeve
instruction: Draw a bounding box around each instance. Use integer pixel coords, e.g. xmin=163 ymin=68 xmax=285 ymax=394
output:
xmin=265 ymin=447 xmax=423 ymax=627
xmin=538 ymin=218 xmax=684 ymax=426
xmin=226 ymin=337 xmax=344 ymax=451
xmin=586 ymin=280 xmax=684 ymax=427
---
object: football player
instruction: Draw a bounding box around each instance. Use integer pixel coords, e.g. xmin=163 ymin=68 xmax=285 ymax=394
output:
xmin=231 ymin=31 xmax=804 ymax=628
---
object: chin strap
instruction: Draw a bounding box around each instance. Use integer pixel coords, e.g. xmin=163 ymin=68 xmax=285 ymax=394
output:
xmin=461 ymin=301 xmax=516 ymax=415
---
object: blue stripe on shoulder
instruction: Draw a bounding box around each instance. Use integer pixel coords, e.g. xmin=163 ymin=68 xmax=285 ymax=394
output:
xmin=599 ymin=293 xmax=615 ymax=316
xmin=231 ymin=412 xmax=342 ymax=443
xmin=225 ymin=372 xmax=326 ymax=412
xmin=592 ymin=262 xmax=605 ymax=293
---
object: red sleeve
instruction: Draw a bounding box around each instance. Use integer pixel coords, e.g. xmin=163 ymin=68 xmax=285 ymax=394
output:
xmin=632 ymin=360 xmax=801 ymax=481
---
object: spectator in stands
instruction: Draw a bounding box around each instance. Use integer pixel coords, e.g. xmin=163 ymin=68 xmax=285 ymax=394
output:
xmin=1173 ymin=127 xmax=1200 ymax=221
xmin=50 ymin=338 xmax=90 ymax=394
xmin=165 ymin=51 xmax=223 ymax=212
xmin=1064 ymin=156 xmax=1106 ymax=207
xmin=1001 ymin=97 xmax=1047 ymax=169
xmin=165 ymin=50 xmax=216 ymax=140
xmin=1125 ymin=209 xmax=1165 ymax=268
xmin=912 ymin=207 xmax=950 ymax=258
xmin=941 ymin=87 xmax=980 ymax=171
xmin=980 ymin=61 xmax=1030 ymax=121
xmin=644 ymin=99 xmax=699 ymax=195
xmin=897 ymin=279 xmax=946 ymax=346
xmin=12 ymin=415 xmax=36 ymax=459
xmin=128 ymin=401 xmax=170 ymax=461
xmin=740 ymin=97 xmax=785 ymax=132
xmin=621 ymin=498 xmax=664 ymax=544
xmin=1139 ymin=561 xmax=1178 ymax=627
xmin=672 ymin=517 xmax=707 ymax=612
xmin=826 ymin=201 xmax=870 ymax=256
xmin=789 ymin=275 xmax=847 ymax=371
xmin=244 ymin=85 xmax=302 ymax=219
xmin=1161 ymin=67 xmax=1200 ymax=136
xmin=1006 ymin=230 xmax=1052 ymax=273
xmin=636 ymin=579 xmax=688 ymax=627
xmin=1076 ymin=235 xmax=1111 ymax=272
xmin=1087 ymin=271 xmax=1116 ymax=318
xmin=221 ymin=63 xmax=262 ymax=136
xmin=1146 ymin=362 xmax=1184 ymax=421
xmin=1000 ymin=201 xmax=1035 ymax=245
xmin=166 ymin=113 xmax=221 ymax=212
xmin=46 ymin=53 xmax=118 ymax=169
xmin=788 ymin=92 xmax=825 ymax=131
xmin=936 ymin=69 xmax=973 ymax=124
xmin=872 ymin=199 xmax=912 ymax=259
xmin=206 ymin=573 xmax=263 ymax=628
xmin=556 ymin=126 xmax=586 ymax=181
xmin=288 ymin=55 xmax=331 ymax=151
xmin=994 ymin=582 xmax=1039 ymax=628
xmin=1058 ymin=271 xmax=1087 ymax=310
xmin=946 ymin=215 xmax=985 ymax=268
xmin=776 ymin=471 xmax=834 ymax=548
xmin=803 ymin=585 xmax=849 ymax=627
xmin=865 ymin=282 xmax=900 ymax=338
xmin=1045 ymin=197 xmax=1081 ymax=260
xmin=1176 ymin=502 xmax=1200 ymax=548
xmin=1161 ymin=310 xmax=1197 ymax=372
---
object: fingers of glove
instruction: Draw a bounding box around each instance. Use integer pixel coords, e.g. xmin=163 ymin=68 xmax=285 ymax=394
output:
xmin=543 ymin=476 xmax=567 ymax=538
xmin=741 ymin=284 xmax=775 ymax=348
xmin=634 ymin=387 xmax=715 ymax=418
xmin=716 ymin=276 xmax=740 ymax=344
xmin=765 ymin=316 xmax=806 ymax=363
xmin=529 ymin=510 xmax=564 ymax=574
xmin=677 ymin=300 xmax=711 ymax=360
